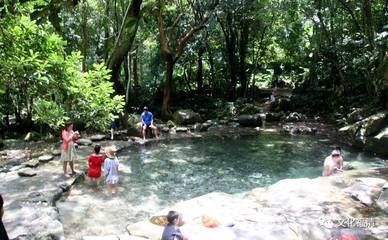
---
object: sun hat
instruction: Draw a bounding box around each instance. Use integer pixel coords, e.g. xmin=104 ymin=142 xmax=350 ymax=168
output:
xmin=143 ymin=106 xmax=148 ymax=110
xmin=331 ymin=150 xmax=341 ymax=156
xmin=105 ymin=145 xmax=118 ymax=159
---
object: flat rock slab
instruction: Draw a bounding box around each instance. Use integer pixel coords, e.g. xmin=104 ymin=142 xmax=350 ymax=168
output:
xmin=38 ymin=154 xmax=54 ymax=163
xmin=22 ymin=159 xmax=39 ymax=168
xmin=18 ymin=168 xmax=37 ymax=177
xmin=343 ymin=178 xmax=386 ymax=206
xmin=77 ymin=138 xmax=93 ymax=146
xmin=90 ymin=134 xmax=106 ymax=141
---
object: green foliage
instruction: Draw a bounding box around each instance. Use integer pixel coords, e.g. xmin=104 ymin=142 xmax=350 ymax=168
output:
xmin=33 ymin=99 xmax=69 ymax=131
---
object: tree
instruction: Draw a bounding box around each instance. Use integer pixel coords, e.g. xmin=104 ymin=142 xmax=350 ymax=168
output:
xmin=157 ymin=0 xmax=219 ymax=119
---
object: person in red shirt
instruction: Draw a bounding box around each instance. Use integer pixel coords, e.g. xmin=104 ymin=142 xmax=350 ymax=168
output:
xmin=87 ymin=145 xmax=105 ymax=184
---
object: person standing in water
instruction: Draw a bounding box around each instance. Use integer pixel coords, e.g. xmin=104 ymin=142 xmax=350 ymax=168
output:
xmin=322 ymin=149 xmax=343 ymax=176
xmin=104 ymin=146 xmax=120 ymax=196
xmin=86 ymin=145 xmax=105 ymax=185
xmin=61 ymin=121 xmax=79 ymax=177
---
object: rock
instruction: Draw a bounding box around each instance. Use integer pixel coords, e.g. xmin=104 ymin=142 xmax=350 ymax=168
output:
xmin=176 ymin=127 xmax=188 ymax=132
xmin=343 ymin=178 xmax=387 ymax=206
xmin=90 ymin=134 xmax=106 ymax=141
xmin=38 ymin=154 xmax=54 ymax=163
xmin=285 ymin=112 xmax=303 ymax=122
xmin=166 ymin=120 xmax=177 ymax=128
xmin=362 ymin=112 xmax=387 ymax=136
xmin=52 ymin=149 xmax=61 ymax=156
xmin=18 ymin=168 xmax=37 ymax=177
xmin=265 ymin=112 xmax=283 ymax=122
xmin=173 ymin=109 xmax=202 ymax=125
xmin=22 ymin=159 xmax=39 ymax=168
xmin=238 ymin=114 xmax=262 ymax=127
xmin=23 ymin=131 xmax=41 ymax=141
xmin=365 ymin=127 xmax=388 ymax=156
xmin=193 ymin=122 xmax=211 ymax=132
xmin=346 ymin=108 xmax=368 ymax=124
xmin=376 ymin=189 xmax=388 ymax=214
xmin=77 ymin=138 xmax=93 ymax=146
xmin=161 ymin=127 xmax=170 ymax=133
xmin=127 ymin=221 xmax=162 ymax=240
xmin=219 ymin=119 xmax=228 ymax=125
xmin=339 ymin=122 xmax=363 ymax=146
xmin=169 ymin=128 xmax=177 ymax=135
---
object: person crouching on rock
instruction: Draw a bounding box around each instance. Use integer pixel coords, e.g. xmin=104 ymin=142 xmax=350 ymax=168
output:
xmin=322 ymin=149 xmax=343 ymax=176
xmin=61 ymin=121 xmax=79 ymax=177
xmin=104 ymin=146 xmax=119 ymax=196
xmin=0 ymin=194 xmax=9 ymax=240
xmin=161 ymin=211 xmax=188 ymax=240
xmin=87 ymin=145 xmax=105 ymax=185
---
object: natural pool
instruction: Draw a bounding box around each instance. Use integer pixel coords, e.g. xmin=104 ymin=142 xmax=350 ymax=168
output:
xmin=57 ymin=133 xmax=386 ymax=239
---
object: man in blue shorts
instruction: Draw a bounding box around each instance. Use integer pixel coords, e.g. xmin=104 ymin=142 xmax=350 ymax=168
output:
xmin=141 ymin=106 xmax=159 ymax=140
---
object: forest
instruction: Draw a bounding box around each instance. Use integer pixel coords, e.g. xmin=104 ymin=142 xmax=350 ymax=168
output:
xmin=0 ymin=0 xmax=387 ymax=134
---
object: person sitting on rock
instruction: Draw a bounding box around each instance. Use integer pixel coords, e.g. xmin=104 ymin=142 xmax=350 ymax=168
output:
xmin=161 ymin=211 xmax=188 ymax=240
xmin=0 ymin=194 xmax=9 ymax=240
xmin=140 ymin=106 xmax=159 ymax=140
xmin=322 ymin=149 xmax=343 ymax=176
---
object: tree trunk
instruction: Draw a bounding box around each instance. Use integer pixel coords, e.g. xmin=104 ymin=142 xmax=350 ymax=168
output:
xmin=103 ymin=0 xmax=110 ymax=62
xmin=239 ymin=23 xmax=249 ymax=97
xmin=107 ymin=0 xmax=142 ymax=95
xmin=81 ymin=0 xmax=88 ymax=72
xmin=196 ymin=47 xmax=204 ymax=94
xmin=362 ymin=0 xmax=375 ymax=49
xmin=162 ymin=57 xmax=174 ymax=119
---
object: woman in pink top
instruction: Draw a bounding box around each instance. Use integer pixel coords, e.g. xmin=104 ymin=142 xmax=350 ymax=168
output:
xmin=61 ymin=121 xmax=79 ymax=176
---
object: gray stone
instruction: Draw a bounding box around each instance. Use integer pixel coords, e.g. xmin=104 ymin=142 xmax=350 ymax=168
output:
xmin=166 ymin=120 xmax=176 ymax=128
xmin=161 ymin=127 xmax=170 ymax=133
xmin=18 ymin=168 xmax=37 ymax=177
xmin=238 ymin=114 xmax=262 ymax=127
xmin=38 ymin=154 xmax=54 ymax=163
xmin=23 ymin=159 xmax=40 ymax=168
xmin=362 ymin=112 xmax=387 ymax=136
xmin=90 ymin=134 xmax=106 ymax=141
xmin=376 ymin=189 xmax=388 ymax=214
xmin=365 ymin=127 xmax=388 ymax=156
xmin=343 ymin=178 xmax=386 ymax=206
xmin=176 ymin=127 xmax=188 ymax=132
xmin=77 ymin=138 xmax=93 ymax=146
xmin=169 ymin=128 xmax=177 ymax=135
xmin=347 ymin=108 xmax=367 ymax=124
xmin=173 ymin=109 xmax=202 ymax=125
xmin=219 ymin=120 xmax=228 ymax=125
xmin=339 ymin=122 xmax=363 ymax=146
xmin=52 ymin=149 xmax=61 ymax=156
xmin=285 ymin=112 xmax=303 ymax=122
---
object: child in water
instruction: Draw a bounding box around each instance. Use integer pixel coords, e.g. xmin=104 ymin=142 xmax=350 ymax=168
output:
xmin=86 ymin=145 xmax=105 ymax=185
xmin=104 ymin=145 xmax=119 ymax=195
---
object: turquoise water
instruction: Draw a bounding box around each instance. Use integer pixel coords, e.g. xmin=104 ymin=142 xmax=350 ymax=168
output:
xmin=122 ymin=134 xmax=384 ymax=203
xmin=58 ymin=133 xmax=386 ymax=239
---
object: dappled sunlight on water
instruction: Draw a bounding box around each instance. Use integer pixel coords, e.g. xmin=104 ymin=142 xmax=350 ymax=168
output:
xmin=58 ymin=133 xmax=386 ymax=239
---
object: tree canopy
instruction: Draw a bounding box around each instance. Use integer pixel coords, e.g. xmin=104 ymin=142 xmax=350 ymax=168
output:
xmin=0 ymin=0 xmax=387 ymax=132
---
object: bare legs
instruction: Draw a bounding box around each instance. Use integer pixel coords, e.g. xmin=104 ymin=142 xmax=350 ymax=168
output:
xmin=63 ymin=161 xmax=76 ymax=176
xmin=142 ymin=125 xmax=159 ymax=140
xmin=107 ymin=183 xmax=117 ymax=196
